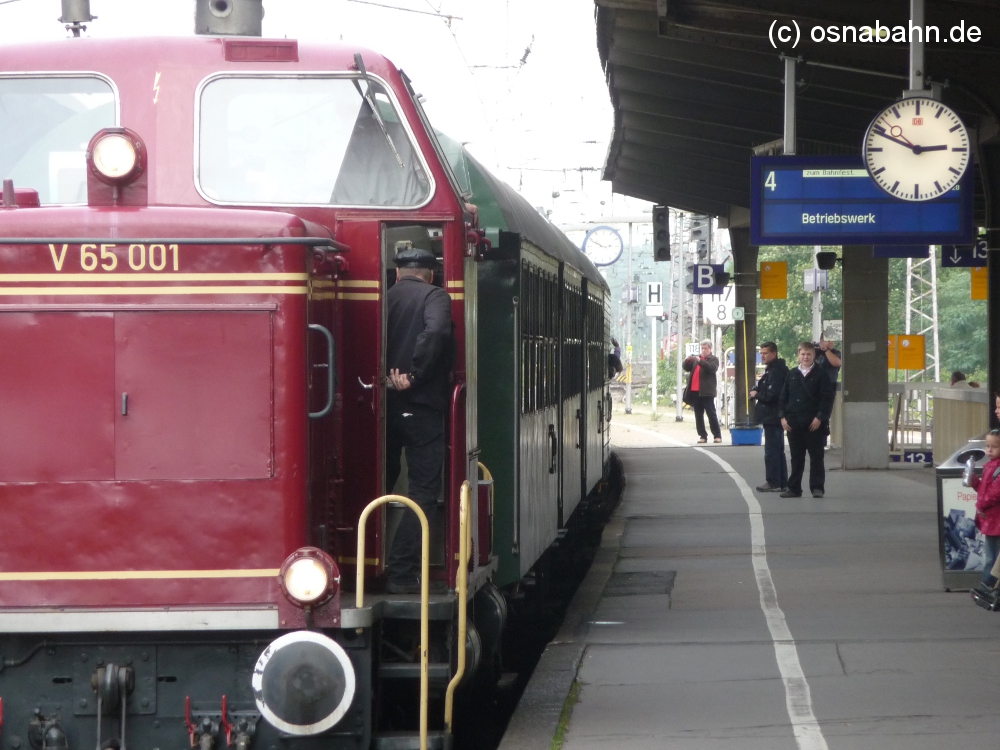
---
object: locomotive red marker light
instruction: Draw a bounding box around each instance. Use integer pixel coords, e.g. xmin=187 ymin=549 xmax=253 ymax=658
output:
xmin=86 ymin=128 xmax=146 ymax=185
xmin=278 ymin=547 xmax=339 ymax=606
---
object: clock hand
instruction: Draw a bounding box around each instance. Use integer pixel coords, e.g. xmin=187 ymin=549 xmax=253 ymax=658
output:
xmin=912 ymin=144 xmax=948 ymax=153
xmin=888 ymin=125 xmax=914 ymax=146
xmin=875 ymin=129 xmax=917 ymax=152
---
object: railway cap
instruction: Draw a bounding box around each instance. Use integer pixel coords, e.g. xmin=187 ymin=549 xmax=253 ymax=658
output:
xmin=395 ymin=247 xmax=437 ymax=269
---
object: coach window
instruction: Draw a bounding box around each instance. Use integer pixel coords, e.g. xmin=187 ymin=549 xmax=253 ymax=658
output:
xmin=0 ymin=76 xmax=117 ymax=205
xmin=198 ymin=75 xmax=432 ymax=207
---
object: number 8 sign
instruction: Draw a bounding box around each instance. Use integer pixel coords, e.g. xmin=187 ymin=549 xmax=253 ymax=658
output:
xmin=702 ymin=285 xmax=736 ymax=325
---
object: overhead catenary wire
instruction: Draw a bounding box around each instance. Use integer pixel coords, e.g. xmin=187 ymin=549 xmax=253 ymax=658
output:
xmin=345 ymin=0 xmax=461 ymax=23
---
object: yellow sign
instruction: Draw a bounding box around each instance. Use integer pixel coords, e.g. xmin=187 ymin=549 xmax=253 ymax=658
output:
xmin=887 ymin=334 xmax=926 ymax=371
xmin=972 ymin=267 xmax=988 ymax=300
xmin=759 ymin=261 xmax=787 ymax=299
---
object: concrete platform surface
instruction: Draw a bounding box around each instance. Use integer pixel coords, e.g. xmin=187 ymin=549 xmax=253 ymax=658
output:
xmin=498 ymin=441 xmax=1000 ymax=750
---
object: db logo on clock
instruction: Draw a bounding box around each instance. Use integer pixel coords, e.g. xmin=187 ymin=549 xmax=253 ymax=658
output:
xmin=912 ymin=117 xmax=924 ymax=126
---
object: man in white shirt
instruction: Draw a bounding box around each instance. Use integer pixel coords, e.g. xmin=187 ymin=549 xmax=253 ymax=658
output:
xmin=778 ymin=342 xmax=836 ymax=498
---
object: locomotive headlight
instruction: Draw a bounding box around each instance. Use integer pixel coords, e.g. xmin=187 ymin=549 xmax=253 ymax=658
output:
xmin=92 ymin=134 xmax=137 ymax=179
xmin=279 ymin=547 xmax=339 ymax=606
xmin=285 ymin=559 xmax=327 ymax=603
xmin=86 ymin=128 xmax=146 ymax=186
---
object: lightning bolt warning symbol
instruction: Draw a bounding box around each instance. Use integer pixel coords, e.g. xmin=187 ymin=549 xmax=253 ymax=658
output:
xmin=153 ymin=72 xmax=161 ymax=104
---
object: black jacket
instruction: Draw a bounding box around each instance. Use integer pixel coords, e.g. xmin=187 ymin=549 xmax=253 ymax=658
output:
xmin=682 ymin=354 xmax=720 ymax=398
xmin=385 ymin=276 xmax=454 ymax=412
xmin=814 ymin=347 xmax=842 ymax=385
xmin=778 ymin=365 xmax=836 ymax=428
xmin=752 ymin=357 xmax=788 ymax=426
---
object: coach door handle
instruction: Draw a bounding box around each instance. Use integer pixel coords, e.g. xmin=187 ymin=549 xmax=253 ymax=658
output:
xmin=357 ymin=376 xmax=376 ymax=414
xmin=308 ymin=324 xmax=335 ymax=419
xmin=549 ymin=424 xmax=558 ymax=472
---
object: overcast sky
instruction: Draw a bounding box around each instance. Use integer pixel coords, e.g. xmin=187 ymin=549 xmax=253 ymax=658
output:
xmin=0 ymin=0 xmax=652 ymax=227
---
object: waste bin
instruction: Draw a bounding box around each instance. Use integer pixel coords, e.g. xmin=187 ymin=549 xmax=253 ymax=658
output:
xmin=937 ymin=436 xmax=989 ymax=590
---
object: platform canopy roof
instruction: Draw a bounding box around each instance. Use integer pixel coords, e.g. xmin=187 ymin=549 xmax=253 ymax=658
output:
xmin=595 ymin=0 xmax=1000 ymax=224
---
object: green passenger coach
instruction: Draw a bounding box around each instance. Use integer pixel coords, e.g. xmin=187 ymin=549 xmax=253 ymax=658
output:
xmin=446 ymin=145 xmax=612 ymax=587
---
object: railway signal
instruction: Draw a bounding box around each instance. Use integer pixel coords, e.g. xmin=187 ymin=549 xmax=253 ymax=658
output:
xmin=653 ymin=205 xmax=670 ymax=261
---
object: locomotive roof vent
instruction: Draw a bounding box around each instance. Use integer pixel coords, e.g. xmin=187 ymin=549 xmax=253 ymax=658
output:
xmin=195 ymin=0 xmax=263 ymax=37
xmin=59 ymin=0 xmax=95 ymax=37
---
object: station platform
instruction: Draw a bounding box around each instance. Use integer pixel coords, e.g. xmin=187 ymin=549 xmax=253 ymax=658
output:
xmin=499 ymin=418 xmax=1000 ymax=749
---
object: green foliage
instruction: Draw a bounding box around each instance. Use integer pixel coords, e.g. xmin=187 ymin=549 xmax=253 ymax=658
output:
xmin=935 ymin=265 xmax=988 ymax=378
xmin=550 ymin=680 xmax=582 ymax=750
xmin=886 ymin=258 xmax=986 ymax=378
xmin=756 ymin=247 xmax=842 ymax=362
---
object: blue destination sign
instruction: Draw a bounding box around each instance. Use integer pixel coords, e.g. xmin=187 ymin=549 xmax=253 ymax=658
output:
xmin=751 ymin=155 xmax=973 ymax=246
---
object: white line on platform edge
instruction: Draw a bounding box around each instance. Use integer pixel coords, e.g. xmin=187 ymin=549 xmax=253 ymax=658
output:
xmin=695 ymin=447 xmax=829 ymax=750
xmin=614 ymin=423 xmax=689 ymax=447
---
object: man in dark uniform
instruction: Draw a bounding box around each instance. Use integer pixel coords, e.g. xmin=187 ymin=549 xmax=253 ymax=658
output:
xmin=750 ymin=342 xmax=789 ymax=492
xmin=778 ymin=341 xmax=836 ymax=499
xmin=814 ymin=334 xmax=841 ymax=385
xmin=384 ymin=247 xmax=453 ymax=594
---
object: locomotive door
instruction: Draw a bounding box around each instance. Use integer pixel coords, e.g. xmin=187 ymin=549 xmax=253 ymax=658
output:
xmin=331 ymin=220 xmax=384 ymax=579
xmin=380 ymin=224 xmax=449 ymax=572
xmin=307 ymin=251 xmax=343 ymax=555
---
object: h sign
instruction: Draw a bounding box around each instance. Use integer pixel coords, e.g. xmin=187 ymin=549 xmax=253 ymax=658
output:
xmin=646 ymin=282 xmax=663 ymax=306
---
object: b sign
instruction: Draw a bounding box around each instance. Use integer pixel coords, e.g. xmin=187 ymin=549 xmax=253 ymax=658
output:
xmin=694 ymin=264 xmax=724 ymax=295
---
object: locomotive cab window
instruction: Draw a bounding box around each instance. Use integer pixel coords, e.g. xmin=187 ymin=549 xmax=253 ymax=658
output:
xmin=0 ymin=76 xmax=117 ymax=204
xmin=198 ymin=75 xmax=432 ymax=207
xmin=382 ymin=225 xmax=445 ymax=292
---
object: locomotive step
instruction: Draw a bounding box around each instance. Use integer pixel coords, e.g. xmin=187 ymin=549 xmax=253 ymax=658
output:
xmin=377 ymin=661 xmax=452 ymax=680
xmin=348 ymin=593 xmax=455 ymax=622
xmin=372 ymin=730 xmax=452 ymax=750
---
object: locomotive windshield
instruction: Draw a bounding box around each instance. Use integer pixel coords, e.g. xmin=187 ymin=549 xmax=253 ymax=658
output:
xmin=198 ymin=76 xmax=432 ymax=207
xmin=0 ymin=76 xmax=116 ymax=204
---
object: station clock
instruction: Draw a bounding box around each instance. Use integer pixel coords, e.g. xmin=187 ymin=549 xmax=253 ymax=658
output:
xmin=582 ymin=225 xmax=624 ymax=266
xmin=863 ymin=97 xmax=970 ymax=202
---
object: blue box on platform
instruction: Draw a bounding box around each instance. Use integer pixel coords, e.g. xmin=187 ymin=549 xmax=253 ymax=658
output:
xmin=730 ymin=426 xmax=763 ymax=446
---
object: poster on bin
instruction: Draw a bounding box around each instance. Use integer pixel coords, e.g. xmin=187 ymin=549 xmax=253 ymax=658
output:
xmin=941 ymin=477 xmax=985 ymax=572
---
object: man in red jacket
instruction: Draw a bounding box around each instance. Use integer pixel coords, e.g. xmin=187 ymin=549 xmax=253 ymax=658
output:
xmin=683 ymin=339 xmax=722 ymax=444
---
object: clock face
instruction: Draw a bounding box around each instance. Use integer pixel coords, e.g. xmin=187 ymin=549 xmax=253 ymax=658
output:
xmin=863 ymin=97 xmax=970 ymax=202
xmin=582 ymin=226 xmax=624 ymax=266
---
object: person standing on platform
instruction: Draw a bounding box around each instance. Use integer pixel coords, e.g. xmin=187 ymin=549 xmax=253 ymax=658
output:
xmin=970 ymin=429 xmax=1000 ymax=604
xmin=683 ymin=339 xmax=722 ymax=444
xmin=778 ymin=342 xmax=835 ymax=498
xmin=814 ymin=334 xmax=841 ymax=385
xmin=750 ymin=342 xmax=788 ymax=492
xmin=384 ymin=246 xmax=453 ymax=595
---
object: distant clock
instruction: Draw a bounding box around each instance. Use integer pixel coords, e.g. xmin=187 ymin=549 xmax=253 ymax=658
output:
xmin=582 ymin=225 xmax=624 ymax=266
xmin=863 ymin=97 xmax=970 ymax=202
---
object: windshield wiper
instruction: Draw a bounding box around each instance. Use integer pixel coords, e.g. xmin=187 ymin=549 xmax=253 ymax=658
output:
xmin=353 ymin=53 xmax=404 ymax=169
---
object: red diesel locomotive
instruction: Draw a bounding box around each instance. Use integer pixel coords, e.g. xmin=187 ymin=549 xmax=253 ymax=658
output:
xmin=0 ymin=2 xmax=612 ymax=749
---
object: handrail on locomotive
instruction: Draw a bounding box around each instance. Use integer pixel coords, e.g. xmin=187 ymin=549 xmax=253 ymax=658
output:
xmin=353 ymin=480 xmax=472 ymax=750
xmin=355 ymin=495 xmax=431 ymax=750
xmin=444 ymin=481 xmax=471 ymax=732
